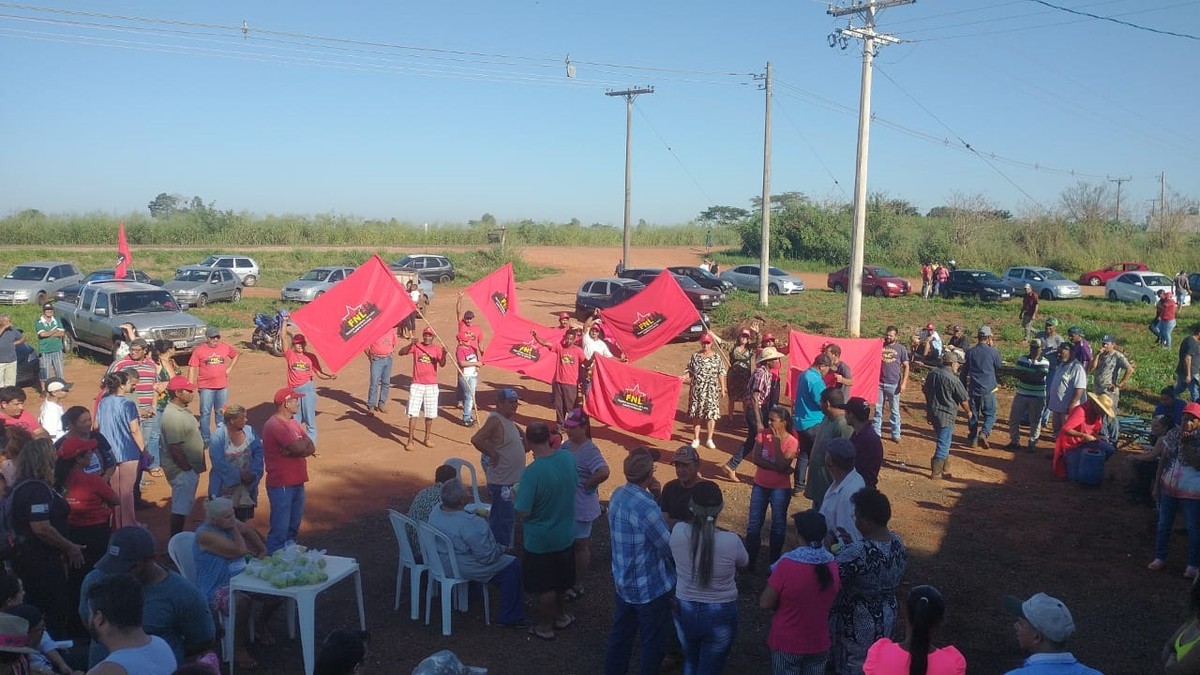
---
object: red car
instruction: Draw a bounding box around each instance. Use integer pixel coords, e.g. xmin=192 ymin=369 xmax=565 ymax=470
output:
xmin=826 ymin=265 xmax=911 ymax=297
xmin=1079 ymin=262 xmax=1148 ymax=287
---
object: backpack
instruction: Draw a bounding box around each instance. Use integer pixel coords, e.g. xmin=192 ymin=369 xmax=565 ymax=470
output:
xmin=0 ymin=479 xmax=53 ymax=561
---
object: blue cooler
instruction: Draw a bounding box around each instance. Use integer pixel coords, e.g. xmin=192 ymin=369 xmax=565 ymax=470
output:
xmin=1077 ymin=448 xmax=1105 ymax=487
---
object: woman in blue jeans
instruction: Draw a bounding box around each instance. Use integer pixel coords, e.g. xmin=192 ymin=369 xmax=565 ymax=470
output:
xmin=1150 ymin=401 xmax=1200 ymax=580
xmin=669 ymin=482 xmax=747 ymax=675
xmin=744 ymin=406 xmax=799 ymax=571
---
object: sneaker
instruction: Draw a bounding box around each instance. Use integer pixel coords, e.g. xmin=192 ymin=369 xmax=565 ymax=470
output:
xmin=890 ymin=436 xmax=901 ymax=443
xmin=705 ymin=439 xmax=717 ymax=450
xmin=978 ymin=435 xmax=990 ymax=449
xmin=1003 ymin=442 xmax=1021 ymax=451
xmin=1187 ymin=566 xmax=1199 ymax=580
xmin=690 ymin=438 xmax=700 ymax=449
xmin=1148 ymin=559 xmax=1166 ymax=571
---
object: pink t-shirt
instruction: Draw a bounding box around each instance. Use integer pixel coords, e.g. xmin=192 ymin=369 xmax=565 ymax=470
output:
xmin=766 ymin=558 xmax=841 ymax=654
xmin=549 ymin=343 xmax=585 ymax=386
xmin=188 ymin=342 xmax=238 ymax=389
xmin=2 ymin=410 xmax=43 ymax=436
xmin=864 ymin=639 xmax=966 ymax=675
xmin=753 ymin=430 xmax=799 ymax=490
xmin=458 ymin=320 xmax=484 ymax=349
xmin=284 ymin=349 xmax=318 ymax=388
xmin=368 ymin=331 xmax=397 ymax=358
xmin=410 ymin=344 xmax=445 ymax=385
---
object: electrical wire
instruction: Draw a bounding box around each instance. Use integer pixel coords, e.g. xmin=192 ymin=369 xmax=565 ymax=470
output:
xmin=632 ymin=101 xmax=716 ymax=205
xmin=1026 ymin=0 xmax=1200 ymax=40
xmin=771 ymin=96 xmax=850 ymax=199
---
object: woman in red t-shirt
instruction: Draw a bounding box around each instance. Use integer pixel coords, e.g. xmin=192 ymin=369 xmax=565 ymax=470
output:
xmin=55 ymin=435 xmax=118 ymax=634
xmin=1156 ymin=291 xmax=1179 ymax=348
xmin=743 ymin=405 xmax=800 ymax=570
xmin=1052 ymin=393 xmax=1115 ymax=479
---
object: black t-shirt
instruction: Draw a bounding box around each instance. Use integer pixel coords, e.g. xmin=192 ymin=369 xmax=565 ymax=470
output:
xmin=1179 ymin=336 xmax=1200 ymax=377
xmin=11 ymin=479 xmax=69 ymax=554
xmin=53 ymin=431 xmax=117 ymax=474
xmin=658 ymin=479 xmax=713 ymax=524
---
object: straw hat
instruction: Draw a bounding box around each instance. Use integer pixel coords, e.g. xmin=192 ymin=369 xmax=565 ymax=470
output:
xmin=756 ymin=347 xmax=783 ymax=364
xmin=1087 ymin=392 xmax=1116 ymax=418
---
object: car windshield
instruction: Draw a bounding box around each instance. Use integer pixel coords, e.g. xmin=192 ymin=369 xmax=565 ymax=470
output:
xmin=199 ymin=256 xmax=219 ymax=267
xmin=392 ymin=256 xmax=416 ymax=267
xmin=684 ymin=267 xmax=717 ymax=280
xmin=174 ymin=270 xmax=210 ymax=282
xmin=84 ymin=271 xmax=116 ymax=282
xmin=872 ymin=267 xmax=897 ymax=278
xmin=673 ymin=275 xmax=701 ymax=289
xmin=1143 ymin=275 xmax=1172 ymax=287
xmin=970 ymin=271 xmax=1002 ymax=282
xmin=4 ymin=266 xmax=48 ymax=281
xmin=768 ymin=267 xmax=788 ymax=277
xmin=299 ymin=270 xmax=332 ymax=282
xmin=1038 ymin=269 xmax=1066 ymax=281
xmin=113 ymin=291 xmax=179 ymax=314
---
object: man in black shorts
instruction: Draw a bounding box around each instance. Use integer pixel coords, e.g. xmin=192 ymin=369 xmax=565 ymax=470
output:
xmin=515 ymin=422 xmax=578 ymax=640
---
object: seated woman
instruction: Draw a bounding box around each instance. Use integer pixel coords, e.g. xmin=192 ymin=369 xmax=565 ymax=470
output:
xmin=193 ymin=497 xmax=278 ymax=669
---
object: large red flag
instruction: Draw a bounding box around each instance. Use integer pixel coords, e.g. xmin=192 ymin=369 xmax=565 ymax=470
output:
xmin=464 ymin=262 xmax=519 ymax=331
xmin=585 ymin=356 xmax=683 ymax=440
xmin=481 ymin=314 xmax=566 ymax=384
xmin=115 ymin=221 xmax=131 ymax=279
xmin=786 ymin=330 xmax=883 ymax=404
xmin=290 ymin=256 xmax=416 ymax=373
xmin=599 ymin=270 xmax=701 ymax=362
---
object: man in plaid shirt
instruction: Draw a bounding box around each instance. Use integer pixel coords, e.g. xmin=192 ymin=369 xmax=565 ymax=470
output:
xmin=722 ymin=347 xmax=783 ymax=481
xmin=605 ymin=450 xmax=676 ymax=675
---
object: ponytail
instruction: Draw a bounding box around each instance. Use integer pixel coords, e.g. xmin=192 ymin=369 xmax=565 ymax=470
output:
xmin=100 ymin=373 xmax=124 ymax=396
xmin=814 ymin=561 xmax=833 ymax=592
xmin=905 ymin=585 xmax=946 ymax=675
xmin=688 ymin=503 xmax=720 ymax=589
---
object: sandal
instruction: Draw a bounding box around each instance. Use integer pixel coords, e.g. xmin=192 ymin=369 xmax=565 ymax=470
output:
xmin=1148 ymin=559 xmax=1166 ymax=571
xmin=554 ymin=613 xmax=576 ymax=630
xmin=564 ymin=586 xmax=586 ymax=602
xmin=528 ymin=625 xmax=556 ymax=641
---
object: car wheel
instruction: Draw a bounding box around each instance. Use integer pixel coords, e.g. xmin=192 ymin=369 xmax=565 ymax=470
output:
xmin=231 ymin=288 xmax=242 ymax=302
xmin=768 ymin=284 xmax=779 ymax=295
xmin=1142 ymin=295 xmax=1154 ymax=304
xmin=195 ymin=294 xmax=208 ymax=308
xmin=438 ymin=274 xmax=451 ymax=284
xmin=1040 ymin=289 xmax=1053 ymax=300
xmin=62 ymin=329 xmax=75 ymax=354
xmin=979 ymin=291 xmax=988 ymax=302
xmin=1107 ymin=290 xmax=1118 ymax=301
xmin=242 ymin=275 xmax=258 ymax=287
xmin=35 ymin=291 xmax=46 ymax=306
xmin=1087 ymin=276 xmax=1101 ymax=286
xmin=833 ymin=282 xmax=845 ymax=293
xmin=873 ymin=287 xmax=885 ymax=298
xmin=315 ymin=291 xmax=325 ymax=300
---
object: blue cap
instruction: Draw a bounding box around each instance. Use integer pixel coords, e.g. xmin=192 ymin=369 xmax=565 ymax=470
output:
xmin=498 ymin=388 xmax=519 ymax=402
xmin=1102 ymin=335 xmax=1115 ymax=344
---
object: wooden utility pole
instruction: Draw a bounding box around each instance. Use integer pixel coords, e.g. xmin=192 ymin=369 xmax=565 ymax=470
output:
xmin=829 ymin=0 xmax=913 ymax=337
xmin=755 ymin=63 xmax=773 ymax=308
xmin=606 ymin=87 xmax=655 ymax=270
xmin=1109 ymin=176 xmax=1131 ymax=223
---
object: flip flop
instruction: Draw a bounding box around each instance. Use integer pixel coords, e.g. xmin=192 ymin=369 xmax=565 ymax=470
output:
xmin=554 ymin=613 xmax=576 ymax=630
xmin=564 ymin=586 xmax=586 ymax=602
xmin=528 ymin=626 xmax=556 ymax=641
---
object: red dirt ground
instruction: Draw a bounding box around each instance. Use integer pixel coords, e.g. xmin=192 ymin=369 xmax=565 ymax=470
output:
xmin=66 ymin=247 xmax=1181 ymax=674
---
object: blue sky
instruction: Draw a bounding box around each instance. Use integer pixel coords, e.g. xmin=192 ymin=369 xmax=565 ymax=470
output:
xmin=1 ymin=0 xmax=1196 ymax=225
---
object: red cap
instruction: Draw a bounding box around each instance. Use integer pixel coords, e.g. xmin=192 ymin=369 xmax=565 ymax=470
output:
xmin=925 ymin=323 xmax=936 ymax=331
xmin=274 ymin=387 xmax=302 ymax=406
xmin=558 ymin=312 xmax=571 ymax=320
xmin=58 ymin=436 xmax=98 ymax=461
xmin=739 ymin=329 xmax=751 ymax=337
xmin=167 ymin=376 xmax=194 ymax=392
xmin=699 ymin=333 xmax=713 ymax=344
xmin=292 ymin=334 xmax=307 ymax=345
xmin=422 ymin=327 xmax=435 ymax=336
xmin=762 ymin=333 xmax=775 ymax=342
xmin=1184 ymin=402 xmax=1200 ymax=420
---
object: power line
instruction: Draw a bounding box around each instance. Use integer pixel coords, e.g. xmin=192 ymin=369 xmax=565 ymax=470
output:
xmin=1026 ymin=0 xmax=1200 ymax=40
xmin=632 ymin=102 xmax=715 ymax=205
xmin=771 ymin=97 xmax=850 ymax=199
xmin=911 ymin=0 xmax=1198 ymax=41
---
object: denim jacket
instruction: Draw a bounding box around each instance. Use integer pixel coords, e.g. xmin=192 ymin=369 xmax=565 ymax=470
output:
xmin=207 ymin=424 xmax=264 ymax=503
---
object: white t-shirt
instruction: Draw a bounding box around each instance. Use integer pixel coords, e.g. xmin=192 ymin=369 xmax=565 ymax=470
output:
xmin=669 ymin=522 xmax=748 ymax=603
xmin=39 ymin=399 xmax=65 ymax=441
xmin=820 ymin=469 xmax=866 ymax=544
xmin=582 ymin=332 xmax=614 ymax=360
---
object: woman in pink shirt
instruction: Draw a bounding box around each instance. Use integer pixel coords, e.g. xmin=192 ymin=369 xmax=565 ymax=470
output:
xmin=743 ymin=405 xmax=799 ymax=570
xmin=864 ymin=585 xmax=966 ymax=674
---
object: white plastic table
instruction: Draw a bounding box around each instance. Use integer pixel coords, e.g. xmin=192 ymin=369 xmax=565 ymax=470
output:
xmin=229 ymin=555 xmax=366 ymax=675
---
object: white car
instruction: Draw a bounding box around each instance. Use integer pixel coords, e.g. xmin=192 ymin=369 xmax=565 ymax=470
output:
xmin=197 ymin=254 xmax=261 ymax=287
xmin=1105 ymin=271 xmax=1174 ymax=304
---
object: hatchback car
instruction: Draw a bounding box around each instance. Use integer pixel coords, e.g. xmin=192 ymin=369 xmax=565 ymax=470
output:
xmin=391 ymin=254 xmax=455 ymax=283
xmin=164 ymin=266 xmax=242 ymax=308
xmin=0 ymin=261 xmax=83 ymax=305
xmin=1080 ymin=262 xmax=1147 ymax=287
xmin=1105 ymin=271 xmax=1174 ymax=304
xmin=1001 ymin=266 xmax=1081 ymax=300
xmin=574 ymin=277 xmax=705 ymax=342
xmin=719 ymin=265 xmax=804 ymax=295
xmin=281 ymin=266 xmax=357 ymax=303
xmin=666 ymin=265 xmax=735 ymax=293
xmin=197 ymin=254 xmax=260 ymax=287
xmin=826 ymin=265 xmax=910 ymax=297
xmin=617 ymin=268 xmax=724 ymax=311
xmin=943 ymin=269 xmax=1013 ymax=301
xmin=56 ymin=269 xmax=160 ymax=305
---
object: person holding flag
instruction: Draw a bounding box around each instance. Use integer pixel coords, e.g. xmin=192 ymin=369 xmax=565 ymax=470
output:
xmin=531 ymin=326 xmax=586 ymax=425
xmin=399 ymin=327 xmax=447 ymax=450
xmin=281 ymin=317 xmax=336 ymax=443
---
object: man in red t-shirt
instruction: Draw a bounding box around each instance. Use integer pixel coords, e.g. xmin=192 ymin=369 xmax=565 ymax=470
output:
xmin=280 ymin=319 xmax=336 ymax=443
xmin=532 ymin=327 xmax=586 ymax=424
xmin=454 ymin=297 xmax=487 ymax=410
xmin=0 ymin=386 xmax=47 ymax=439
xmin=398 ymin=327 xmax=447 ymax=450
xmin=188 ymin=327 xmax=240 ymax=445
xmin=263 ymin=387 xmax=316 ymax=552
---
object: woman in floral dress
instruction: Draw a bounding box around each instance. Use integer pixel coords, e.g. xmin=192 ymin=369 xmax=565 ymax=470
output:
xmin=726 ymin=329 xmax=755 ymax=423
xmin=830 ymin=488 xmax=908 ymax=675
xmin=686 ymin=333 xmax=727 ymax=449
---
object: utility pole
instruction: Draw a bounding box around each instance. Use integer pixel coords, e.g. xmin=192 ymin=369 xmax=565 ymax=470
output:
xmin=1108 ymin=176 xmax=1131 ymax=224
xmin=829 ymin=0 xmax=913 ymax=337
xmin=755 ymin=63 xmax=773 ymax=308
xmin=1160 ymin=171 xmax=1167 ymax=228
xmin=606 ymin=87 xmax=655 ymax=270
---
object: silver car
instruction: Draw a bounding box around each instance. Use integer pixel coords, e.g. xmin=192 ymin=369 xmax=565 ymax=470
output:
xmin=718 ymin=264 xmax=805 ymax=295
xmin=164 ymin=266 xmax=242 ymax=308
xmin=197 ymin=254 xmax=261 ymax=287
xmin=281 ymin=266 xmax=356 ymax=303
xmin=0 ymin=261 xmax=83 ymax=305
xmin=1105 ymin=271 xmax=1174 ymax=304
xmin=1001 ymin=266 xmax=1082 ymax=300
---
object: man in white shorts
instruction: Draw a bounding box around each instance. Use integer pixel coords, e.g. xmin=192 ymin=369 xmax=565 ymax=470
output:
xmin=159 ymin=376 xmax=206 ymax=538
xmin=399 ymin=327 xmax=447 ymax=450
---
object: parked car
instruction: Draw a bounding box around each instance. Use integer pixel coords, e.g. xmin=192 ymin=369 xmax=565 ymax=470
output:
xmin=574 ymin=277 xmax=706 ymax=342
xmin=1105 ymin=271 xmax=1174 ymax=304
xmin=826 ymin=265 xmax=911 ymax=297
xmin=164 ymin=266 xmax=242 ymax=308
xmin=388 ymin=267 xmax=436 ymax=304
xmin=617 ymin=268 xmax=725 ymax=311
xmin=14 ymin=333 xmax=39 ymax=388
xmin=666 ymin=265 xmax=735 ymax=293
xmin=1079 ymin=261 xmax=1148 ymax=287
xmin=197 ymin=254 xmax=260 ymax=287
xmin=1001 ymin=266 xmax=1081 ymax=300
xmin=391 ymin=254 xmax=455 ymax=283
xmin=280 ymin=266 xmax=356 ymax=303
xmin=0 ymin=261 xmax=83 ymax=306
xmin=56 ymin=269 xmax=160 ymax=305
xmin=718 ymin=265 xmax=805 ymax=295
xmin=942 ymin=269 xmax=1014 ymax=301
xmin=54 ymin=280 xmax=208 ymax=358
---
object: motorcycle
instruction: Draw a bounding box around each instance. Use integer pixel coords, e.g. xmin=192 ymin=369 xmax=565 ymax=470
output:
xmin=251 ymin=308 xmax=287 ymax=357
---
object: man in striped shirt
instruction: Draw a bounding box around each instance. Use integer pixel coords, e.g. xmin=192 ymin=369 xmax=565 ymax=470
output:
xmin=1007 ymin=339 xmax=1050 ymax=451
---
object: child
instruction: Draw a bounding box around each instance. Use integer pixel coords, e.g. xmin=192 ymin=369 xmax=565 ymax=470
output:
xmin=3 ymin=604 xmax=74 ymax=675
xmin=37 ymin=378 xmax=71 ymax=442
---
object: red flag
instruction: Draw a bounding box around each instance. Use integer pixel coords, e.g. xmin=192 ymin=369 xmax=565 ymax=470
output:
xmin=598 ymin=270 xmax=701 ymax=362
xmin=290 ymin=256 xmax=416 ymax=373
xmin=115 ymin=221 xmax=131 ymax=279
xmin=584 ymin=356 xmax=682 ymax=440
xmin=480 ymin=314 xmax=566 ymax=384
xmin=786 ymin=330 xmax=884 ymax=404
xmin=464 ymin=262 xmax=519 ymax=331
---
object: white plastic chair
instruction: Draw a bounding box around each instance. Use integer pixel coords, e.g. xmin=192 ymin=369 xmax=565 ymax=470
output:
xmin=416 ymin=522 xmax=490 ymax=636
xmin=443 ymin=458 xmax=486 ymax=511
xmin=168 ymin=532 xmax=234 ymax=665
xmin=387 ymin=509 xmax=429 ymax=620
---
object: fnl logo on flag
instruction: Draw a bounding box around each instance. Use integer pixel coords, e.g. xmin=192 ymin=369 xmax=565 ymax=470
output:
xmin=585 ymin=356 xmax=682 ymax=440
xmin=481 ymin=315 xmax=566 ymax=384
xmin=599 ymin=270 xmax=701 ymax=362
xmin=464 ymin=262 xmax=520 ymax=332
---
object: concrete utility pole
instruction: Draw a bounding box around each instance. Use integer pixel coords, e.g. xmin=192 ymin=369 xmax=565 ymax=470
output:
xmin=606 ymin=87 xmax=655 ymax=270
xmin=1109 ymin=176 xmax=1131 ymax=223
xmin=829 ymin=0 xmax=913 ymax=337
xmin=755 ymin=63 xmax=773 ymax=308
xmin=1160 ymin=171 xmax=1167 ymax=226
